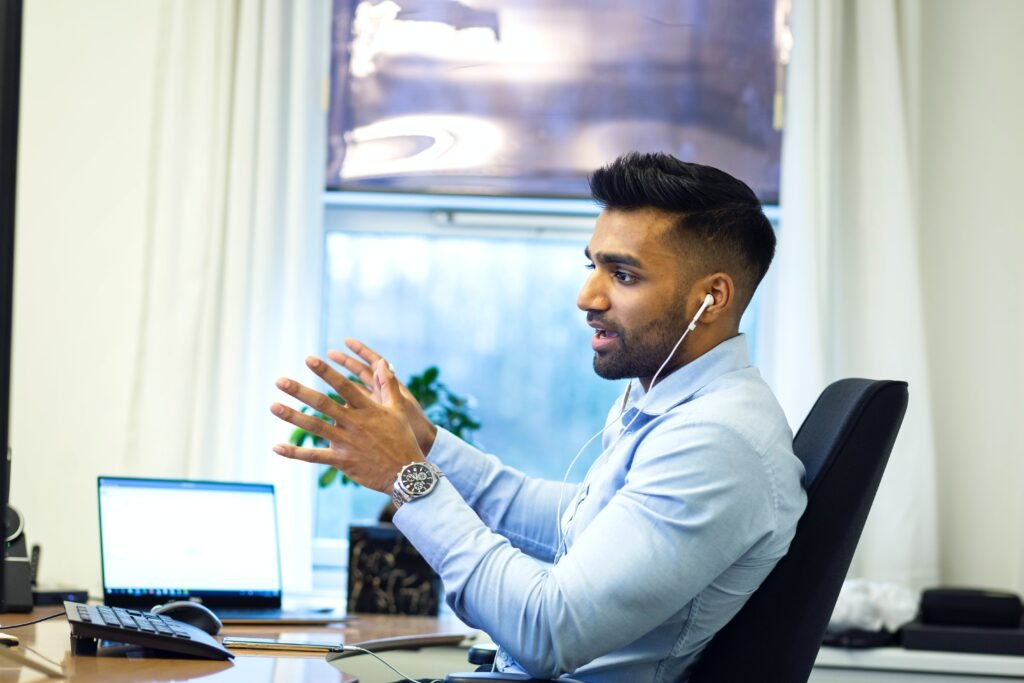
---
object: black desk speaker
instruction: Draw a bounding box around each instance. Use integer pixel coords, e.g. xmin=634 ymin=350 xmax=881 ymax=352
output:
xmin=3 ymin=505 xmax=34 ymax=612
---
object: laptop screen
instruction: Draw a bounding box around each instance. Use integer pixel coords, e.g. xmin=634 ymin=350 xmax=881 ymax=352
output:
xmin=98 ymin=477 xmax=283 ymax=609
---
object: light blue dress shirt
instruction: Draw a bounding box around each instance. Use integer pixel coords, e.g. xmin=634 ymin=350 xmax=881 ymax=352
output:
xmin=394 ymin=335 xmax=807 ymax=682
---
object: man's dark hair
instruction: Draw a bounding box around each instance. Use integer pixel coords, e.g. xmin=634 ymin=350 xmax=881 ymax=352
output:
xmin=589 ymin=152 xmax=776 ymax=308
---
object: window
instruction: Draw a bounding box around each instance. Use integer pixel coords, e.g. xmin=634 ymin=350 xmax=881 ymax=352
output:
xmin=315 ymin=198 xmax=623 ymax=538
xmin=315 ymin=0 xmax=784 ymax=569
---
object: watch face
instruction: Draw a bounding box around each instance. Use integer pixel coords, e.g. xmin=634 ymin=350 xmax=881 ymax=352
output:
xmin=400 ymin=463 xmax=436 ymax=497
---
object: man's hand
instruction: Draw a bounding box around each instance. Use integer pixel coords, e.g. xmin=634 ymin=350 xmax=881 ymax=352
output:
xmin=327 ymin=338 xmax=438 ymax=455
xmin=270 ymin=355 xmax=425 ymax=493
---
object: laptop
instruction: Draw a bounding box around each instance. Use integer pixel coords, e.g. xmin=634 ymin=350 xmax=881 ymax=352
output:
xmin=97 ymin=476 xmax=349 ymax=624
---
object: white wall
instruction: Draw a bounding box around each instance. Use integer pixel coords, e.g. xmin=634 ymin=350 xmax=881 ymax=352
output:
xmin=9 ymin=0 xmax=1024 ymax=597
xmin=917 ymin=0 xmax=1024 ymax=592
xmin=11 ymin=0 xmax=162 ymax=592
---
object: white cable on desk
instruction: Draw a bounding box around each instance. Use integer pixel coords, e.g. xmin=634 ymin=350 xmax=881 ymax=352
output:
xmin=341 ymin=645 xmax=443 ymax=683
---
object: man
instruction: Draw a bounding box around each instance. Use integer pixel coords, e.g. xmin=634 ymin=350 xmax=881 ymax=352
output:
xmin=270 ymin=152 xmax=807 ymax=682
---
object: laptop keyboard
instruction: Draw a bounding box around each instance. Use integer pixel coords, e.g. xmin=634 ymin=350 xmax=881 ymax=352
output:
xmin=65 ymin=601 xmax=233 ymax=660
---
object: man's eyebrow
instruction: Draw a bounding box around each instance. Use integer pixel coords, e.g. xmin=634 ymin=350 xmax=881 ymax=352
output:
xmin=584 ymin=247 xmax=643 ymax=268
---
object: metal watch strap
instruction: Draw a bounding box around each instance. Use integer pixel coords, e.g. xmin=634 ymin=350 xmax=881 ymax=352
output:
xmin=391 ymin=482 xmax=412 ymax=509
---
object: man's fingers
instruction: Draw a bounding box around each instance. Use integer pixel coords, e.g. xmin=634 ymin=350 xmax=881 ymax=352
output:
xmin=326 ymin=349 xmax=375 ymax=387
xmin=272 ymin=443 xmax=337 ymax=464
xmin=344 ymin=338 xmax=384 ymax=366
xmin=275 ymin=377 xmax=345 ymax=420
xmin=270 ymin=402 xmax=348 ymax=439
xmin=305 ymin=356 xmax=371 ymax=408
xmin=374 ymin=359 xmax=402 ymax=408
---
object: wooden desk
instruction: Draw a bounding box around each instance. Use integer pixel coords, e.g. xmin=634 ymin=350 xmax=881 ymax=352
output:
xmin=14 ymin=608 xmax=1022 ymax=683
xmin=0 ymin=608 xmax=474 ymax=682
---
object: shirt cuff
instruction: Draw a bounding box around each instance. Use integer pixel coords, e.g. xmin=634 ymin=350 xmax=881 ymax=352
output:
xmin=425 ymin=427 xmax=468 ymax=468
xmin=424 ymin=428 xmax=491 ymax=501
xmin=392 ymin=476 xmax=488 ymax=570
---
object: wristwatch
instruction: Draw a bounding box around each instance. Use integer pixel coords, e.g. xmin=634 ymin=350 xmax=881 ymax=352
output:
xmin=392 ymin=461 xmax=443 ymax=510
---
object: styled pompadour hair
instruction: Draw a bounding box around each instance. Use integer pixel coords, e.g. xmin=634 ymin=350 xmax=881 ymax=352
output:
xmin=589 ymin=152 xmax=776 ymax=303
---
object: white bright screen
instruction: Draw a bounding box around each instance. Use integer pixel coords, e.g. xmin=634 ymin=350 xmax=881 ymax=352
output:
xmin=99 ymin=479 xmax=281 ymax=592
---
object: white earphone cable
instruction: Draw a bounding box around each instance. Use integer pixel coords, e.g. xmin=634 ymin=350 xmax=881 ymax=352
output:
xmin=553 ymin=294 xmax=714 ymax=558
xmin=340 ymin=645 xmax=442 ymax=683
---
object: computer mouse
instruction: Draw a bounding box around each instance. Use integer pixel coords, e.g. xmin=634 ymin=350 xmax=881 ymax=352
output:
xmin=151 ymin=601 xmax=223 ymax=636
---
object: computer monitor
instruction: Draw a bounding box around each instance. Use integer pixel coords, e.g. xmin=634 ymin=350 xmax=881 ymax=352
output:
xmin=97 ymin=477 xmax=283 ymax=609
xmin=0 ymin=0 xmax=24 ymax=609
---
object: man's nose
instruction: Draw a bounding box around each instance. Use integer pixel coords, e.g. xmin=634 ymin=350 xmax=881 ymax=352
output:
xmin=577 ymin=271 xmax=609 ymax=312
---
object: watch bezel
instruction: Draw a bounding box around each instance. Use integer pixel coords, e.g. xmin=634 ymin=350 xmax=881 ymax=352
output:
xmin=392 ymin=462 xmax=442 ymax=510
xmin=398 ymin=462 xmax=439 ymax=498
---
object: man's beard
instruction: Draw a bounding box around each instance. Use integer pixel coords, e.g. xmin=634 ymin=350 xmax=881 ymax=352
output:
xmin=591 ymin=304 xmax=690 ymax=381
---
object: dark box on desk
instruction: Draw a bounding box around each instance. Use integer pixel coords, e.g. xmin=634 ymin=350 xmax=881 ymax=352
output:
xmin=920 ymin=587 xmax=1023 ymax=628
xmin=902 ymin=621 xmax=1024 ymax=656
xmin=347 ymin=524 xmax=441 ymax=616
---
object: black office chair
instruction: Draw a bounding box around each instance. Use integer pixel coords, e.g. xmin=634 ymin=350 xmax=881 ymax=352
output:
xmin=446 ymin=378 xmax=909 ymax=683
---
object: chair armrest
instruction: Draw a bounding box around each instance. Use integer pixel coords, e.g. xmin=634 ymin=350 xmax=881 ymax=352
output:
xmin=468 ymin=642 xmax=499 ymax=666
xmin=451 ymin=642 xmax=584 ymax=682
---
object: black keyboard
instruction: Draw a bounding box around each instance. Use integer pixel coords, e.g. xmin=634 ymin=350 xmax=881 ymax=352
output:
xmin=64 ymin=601 xmax=234 ymax=660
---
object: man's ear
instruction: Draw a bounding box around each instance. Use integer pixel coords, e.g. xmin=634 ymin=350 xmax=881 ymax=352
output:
xmin=695 ymin=273 xmax=735 ymax=324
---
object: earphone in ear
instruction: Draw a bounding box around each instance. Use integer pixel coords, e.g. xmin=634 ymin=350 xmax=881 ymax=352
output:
xmin=687 ymin=293 xmax=715 ymax=331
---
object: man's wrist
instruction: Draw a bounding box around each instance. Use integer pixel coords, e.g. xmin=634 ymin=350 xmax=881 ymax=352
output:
xmin=419 ymin=423 xmax=439 ymax=457
xmin=392 ymin=461 xmax=443 ymax=510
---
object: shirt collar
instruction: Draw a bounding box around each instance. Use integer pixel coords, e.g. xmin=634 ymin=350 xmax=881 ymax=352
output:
xmin=622 ymin=334 xmax=751 ymax=417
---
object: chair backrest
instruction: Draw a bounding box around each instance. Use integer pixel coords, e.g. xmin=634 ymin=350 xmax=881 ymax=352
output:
xmin=688 ymin=378 xmax=909 ymax=683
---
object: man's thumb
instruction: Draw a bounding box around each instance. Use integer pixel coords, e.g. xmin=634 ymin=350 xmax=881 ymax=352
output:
xmin=374 ymin=359 xmax=399 ymax=406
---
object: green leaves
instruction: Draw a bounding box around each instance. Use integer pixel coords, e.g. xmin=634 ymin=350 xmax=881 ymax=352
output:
xmin=407 ymin=366 xmax=480 ymax=443
xmin=288 ymin=392 xmax=344 ymax=449
xmin=318 ymin=466 xmax=351 ymax=487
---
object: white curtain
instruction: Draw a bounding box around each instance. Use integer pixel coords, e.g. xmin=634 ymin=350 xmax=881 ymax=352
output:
xmin=123 ymin=0 xmax=330 ymax=593
xmin=761 ymin=0 xmax=939 ymax=589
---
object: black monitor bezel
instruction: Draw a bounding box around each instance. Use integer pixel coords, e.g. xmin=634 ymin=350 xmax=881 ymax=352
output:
xmin=0 ymin=0 xmax=25 ymax=610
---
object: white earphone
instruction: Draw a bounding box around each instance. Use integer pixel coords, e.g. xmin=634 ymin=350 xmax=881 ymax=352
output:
xmin=692 ymin=293 xmax=715 ymax=328
xmin=554 ymin=292 xmax=716 ymax=557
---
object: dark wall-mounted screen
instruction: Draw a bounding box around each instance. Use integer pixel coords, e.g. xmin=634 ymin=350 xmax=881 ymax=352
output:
xmin=326 ymin=0 xmax=785 ymax=201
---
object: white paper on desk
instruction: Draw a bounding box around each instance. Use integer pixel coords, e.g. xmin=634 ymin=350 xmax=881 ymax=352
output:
xmin=829 ymin=579 xmax=919 ymax=631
